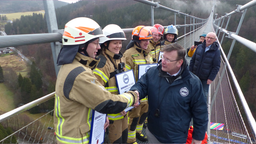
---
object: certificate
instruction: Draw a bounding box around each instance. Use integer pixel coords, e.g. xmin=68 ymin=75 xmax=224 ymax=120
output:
xmin=89 ymin=110 xmax=106 ymax=144
xmin=116 ymin=70 xmax=136 ymax=112
xmin=158 ymin=51 xmax=163 ymax=62
xmin=138 ymin=63 xmax=157 ymax=79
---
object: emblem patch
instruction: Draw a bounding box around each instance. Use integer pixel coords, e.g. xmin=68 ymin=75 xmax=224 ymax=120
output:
xmin=180 ymin=87 xmax=189 ymax=97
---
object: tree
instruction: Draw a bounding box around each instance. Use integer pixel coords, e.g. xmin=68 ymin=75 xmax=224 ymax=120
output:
xmin=0 ymin=66 xmax=4 ymax=83
xmin=18 ymin=73 xmax=23 ymax=87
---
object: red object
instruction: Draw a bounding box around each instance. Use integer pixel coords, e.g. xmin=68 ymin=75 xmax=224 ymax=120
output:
xmin=186 ymin=126 xmax=207 ymax=144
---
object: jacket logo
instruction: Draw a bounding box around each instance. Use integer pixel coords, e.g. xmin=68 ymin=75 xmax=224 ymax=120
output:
xmin=132 ymin=54 xmax=140 ymax=57
xmin=123 ymin=74 xmax=129 ymax=84
xmin=180 ymin=87 xmax=189 ymax=97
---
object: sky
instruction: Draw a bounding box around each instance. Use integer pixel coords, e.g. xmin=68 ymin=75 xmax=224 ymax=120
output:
xmin=58 ymin=0 xmax=80 ymax=4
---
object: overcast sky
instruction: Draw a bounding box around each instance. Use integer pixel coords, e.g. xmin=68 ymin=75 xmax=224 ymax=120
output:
xmin=58 ymin=0 xmax=80 ymax=4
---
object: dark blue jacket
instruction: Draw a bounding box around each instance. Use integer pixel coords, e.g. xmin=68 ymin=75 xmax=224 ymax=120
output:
xmin=130 ymin=62 xmax=208 ymax=143
xmin=189 ymin=41 xmax=220 ymax=81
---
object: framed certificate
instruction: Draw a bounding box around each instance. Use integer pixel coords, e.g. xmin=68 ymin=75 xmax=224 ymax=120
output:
xmin=158 ymin=51 xmax=163 ymax=62
xmin=89 ymin=110 xmax=106 ymax=144
xmin=116 ymin=70 xmax=136 ymax=112
xmin=138 ymin=63 xmax=157 ymax=79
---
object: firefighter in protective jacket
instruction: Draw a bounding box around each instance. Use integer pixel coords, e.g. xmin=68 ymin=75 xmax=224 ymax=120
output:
xmin=148 ymin=24 xmax=164 ymax=63
xmin=93 ymin=24 xmax=128 ymax=144
xmin=54 ymin=17 xmax=138 ymax=144
xmin=124 ymin=26 xmax=153 ymax=144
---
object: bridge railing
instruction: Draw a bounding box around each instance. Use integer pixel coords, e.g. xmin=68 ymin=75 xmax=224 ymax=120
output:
xmin=213 ymin=0 xmax=256 ymax=138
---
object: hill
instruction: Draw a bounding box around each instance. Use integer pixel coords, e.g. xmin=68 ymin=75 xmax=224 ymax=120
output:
xmin=0 ymin=0 xmax=68 ymax=14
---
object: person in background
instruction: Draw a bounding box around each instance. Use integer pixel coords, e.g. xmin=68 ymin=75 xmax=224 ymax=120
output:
xmin=54 ymin=17 xmax=138 ymax=144
xmin=187 ymin=34 xmax=206 ymax=57
xmin=124 ymin=25 xmax=153 ymax=144
xmin=161 ymin=25 xmax=178 ymax=45
xmin=189 ymin=32 xmax=220 ymax=100
xmin=93 ymin=24 xmax=128 ymax=144
xmin=130 ymin=43 xmax=208 ymax=143
xmin=148 ymin=24 xmax=164 ymax=63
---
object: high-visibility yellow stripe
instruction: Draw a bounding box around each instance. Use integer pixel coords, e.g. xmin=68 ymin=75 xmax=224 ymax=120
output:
xmin=106 ymin=86 xmax=118 ymax=93
xmin=128 ymin=130 xmax=136 ymax=139
xmin=136 ymin=124 xmax=143 ymax=132
xmin=121 ymin=93 xmax=133 ymax=107
xmin=140 ymin=97 xmax=148 ymax=102
xmin=93 ymin=68 xmax=109 ymax=83
xmin=133 ymin=59 xmax=146 ymax=65
xmin=108 ymin=113 xmax=124 ymax=120
xmin=55 ymin=94 xmax=90 ymax=144
xmin=125 ymin=64 xmax=131 ymax=70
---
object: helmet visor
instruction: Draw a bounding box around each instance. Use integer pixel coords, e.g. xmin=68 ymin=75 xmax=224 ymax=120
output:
xmin=88 ymin=27 xmax=103 ymax=35
xmin=107 ymin=32 xmax=126 ymax=39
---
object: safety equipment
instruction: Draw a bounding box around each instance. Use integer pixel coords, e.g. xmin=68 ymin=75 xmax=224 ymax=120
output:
xmin=132 ymin=26 xmax=152 ymax=42
xmin=150 ymin=27 xmax=158 ymax=34
xmin=153 ymin=24 xmax=164 ymax=35
xmin=164 ymin=25 xmax=178 ymax=35
xmin=62 ymin=17 xmax=104 ymax=45
xmin=100 ymin=24 xmax=126 ymax=44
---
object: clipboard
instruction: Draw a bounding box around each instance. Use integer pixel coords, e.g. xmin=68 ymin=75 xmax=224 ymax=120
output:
xmin=89 ymin=110 xmax=106 ymax=144
xmin=115 ymin=70 xmax=136 ymax=112
xmin=138 ymin=63 xmax=158 ymax=79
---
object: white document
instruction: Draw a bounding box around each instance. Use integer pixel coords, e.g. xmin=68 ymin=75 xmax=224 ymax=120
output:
xmin=138 ymin=63 xmax=158 ymax=79
xmin=158 ymin=51 xmax=164 ymax=62
xmin=115 ymin=70 xmax=136 ymax=112
xmin=89 ymin=110 xmax=106 ymax=144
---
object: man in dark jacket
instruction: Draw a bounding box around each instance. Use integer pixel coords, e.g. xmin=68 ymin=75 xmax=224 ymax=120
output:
xmin=130 ymin=43 xmax=208 ymax=143
xmin=189 ymin=32 xmax=221 ymax=100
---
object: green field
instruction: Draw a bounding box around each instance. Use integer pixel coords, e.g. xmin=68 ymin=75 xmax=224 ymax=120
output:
xmin=0 ymin=83 xmax=15 ymax=111
xmin=0 ymin=10 xmax=45 ymax=20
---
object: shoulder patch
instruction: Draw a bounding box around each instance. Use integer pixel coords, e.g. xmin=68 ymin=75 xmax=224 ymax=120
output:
xmin=132 ymin=54 xmax=140 ymax=57
xmin=64 ymin=66 xmax=85 ymax=100
xmin=97 ymin=55 xmax=107 ymax=68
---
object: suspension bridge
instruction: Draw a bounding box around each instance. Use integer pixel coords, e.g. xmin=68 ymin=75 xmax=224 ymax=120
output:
xmin=0 ymin=0 xmax=256 ymax=143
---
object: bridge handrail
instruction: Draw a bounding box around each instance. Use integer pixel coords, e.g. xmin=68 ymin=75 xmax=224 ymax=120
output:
xmin=217 ymin=39 xmax=256 ymax=137
xmin=213 ymin=24 xmax=256 ymax=53
xmin=0 ymin=92 xmax=55 ymax=123
xmin=215 ymin=0 xmax=256 ymax=20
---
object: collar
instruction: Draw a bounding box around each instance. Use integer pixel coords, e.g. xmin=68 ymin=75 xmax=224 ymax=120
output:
xmin=104 ymin=49 xmax=122 ymax=60
xmin=135 ymin=44 xmax=150 ymax=55
xmin=167 ymin=68 xmax=181 ymax=76
xmin=150 ymin=40 xmax=161 ymax=47
xmin=75 ymin=53 xmax=99 ymax=70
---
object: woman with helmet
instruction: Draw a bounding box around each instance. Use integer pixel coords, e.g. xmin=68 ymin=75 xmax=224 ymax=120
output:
xmin=93 ymin=24 xmax=128 ymax=144
xmin=54 ymin=17 xmax=138 ymax=144
xmin=148 ymin=24 xmax=164 ymax=63
xmin=162 ymin=24 xmax=178 ymax=45
xmin=123 ymin=25 xmax=153 ymax=144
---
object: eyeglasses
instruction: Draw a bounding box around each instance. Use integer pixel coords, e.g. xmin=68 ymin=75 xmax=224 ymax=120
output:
xmin=162 ymin=56 xmax=179 ymax=63
xmin=206 ymin=37 xmax=215 ymax=40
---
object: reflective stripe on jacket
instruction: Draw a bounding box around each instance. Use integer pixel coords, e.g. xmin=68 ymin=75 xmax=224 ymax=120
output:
xmin=54 ymin=53 xmax=137 ymax=143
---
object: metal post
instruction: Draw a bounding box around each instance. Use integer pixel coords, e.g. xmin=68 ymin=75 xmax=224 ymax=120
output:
xmin=211 ymin=9 xmax=248 ymax=114
xmin=190 ymin=17 xmax=192 ymax=46
xmin=218 ymin=17 xmax=225 ymax=38
xmin=193 ymin=18 xmax=195 ymax=41
xmin=184 ymin=16 xmax=186 ymax=49
xmin=216 ymin=18 xmax=222 ymax=36
xmin=151 ymin=0 xmax=154 ymax=26
xmin=43 ymin=0 xmax=61 ymax=76
xmin=174 ymin=13 xmax=176 ymax=25
xmin=220 ymin=16 xmax=231 ymax=45
xmin=227 ymin=9 xmax=247 ymax=60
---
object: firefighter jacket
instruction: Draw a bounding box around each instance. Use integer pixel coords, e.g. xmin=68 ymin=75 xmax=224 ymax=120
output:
xmin=160 ymin=40 xmax=172 ymax=46
xmin=130 ymin=62 xmax=208 ymax=143
xmin=123 ymin=44 xmax=153 ymax=82
xmin=93 ymin=49 xmax=126 ymax=121
xmin=148 ymin=39 xmax=162 ymax=63
xmin=54 ymin=53 xmax=137 ymax=144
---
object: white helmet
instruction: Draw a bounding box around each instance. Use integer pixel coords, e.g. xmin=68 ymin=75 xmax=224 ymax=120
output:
xmin=100 ymin=24 xmax=126 ymax=44
xmin=62 ymin=17 xmax=104 ymax=45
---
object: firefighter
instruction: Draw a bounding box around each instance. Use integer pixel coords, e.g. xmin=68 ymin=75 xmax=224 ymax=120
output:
xmin=93 ymin=24 xmax=128 ymax=144
xmin=54 ymin=17 xmax=138 ymax=144
xmin=124 ymin=26 xmax=153 ymax=144
xmin=161 ymin=24 xmax=178 ymax=45
xmin=148 ymin=24 xmax=164 ymax=63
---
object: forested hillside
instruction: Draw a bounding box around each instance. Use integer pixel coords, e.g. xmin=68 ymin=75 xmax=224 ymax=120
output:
xmin=2 ymin=0 xmax=256 ymax=117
